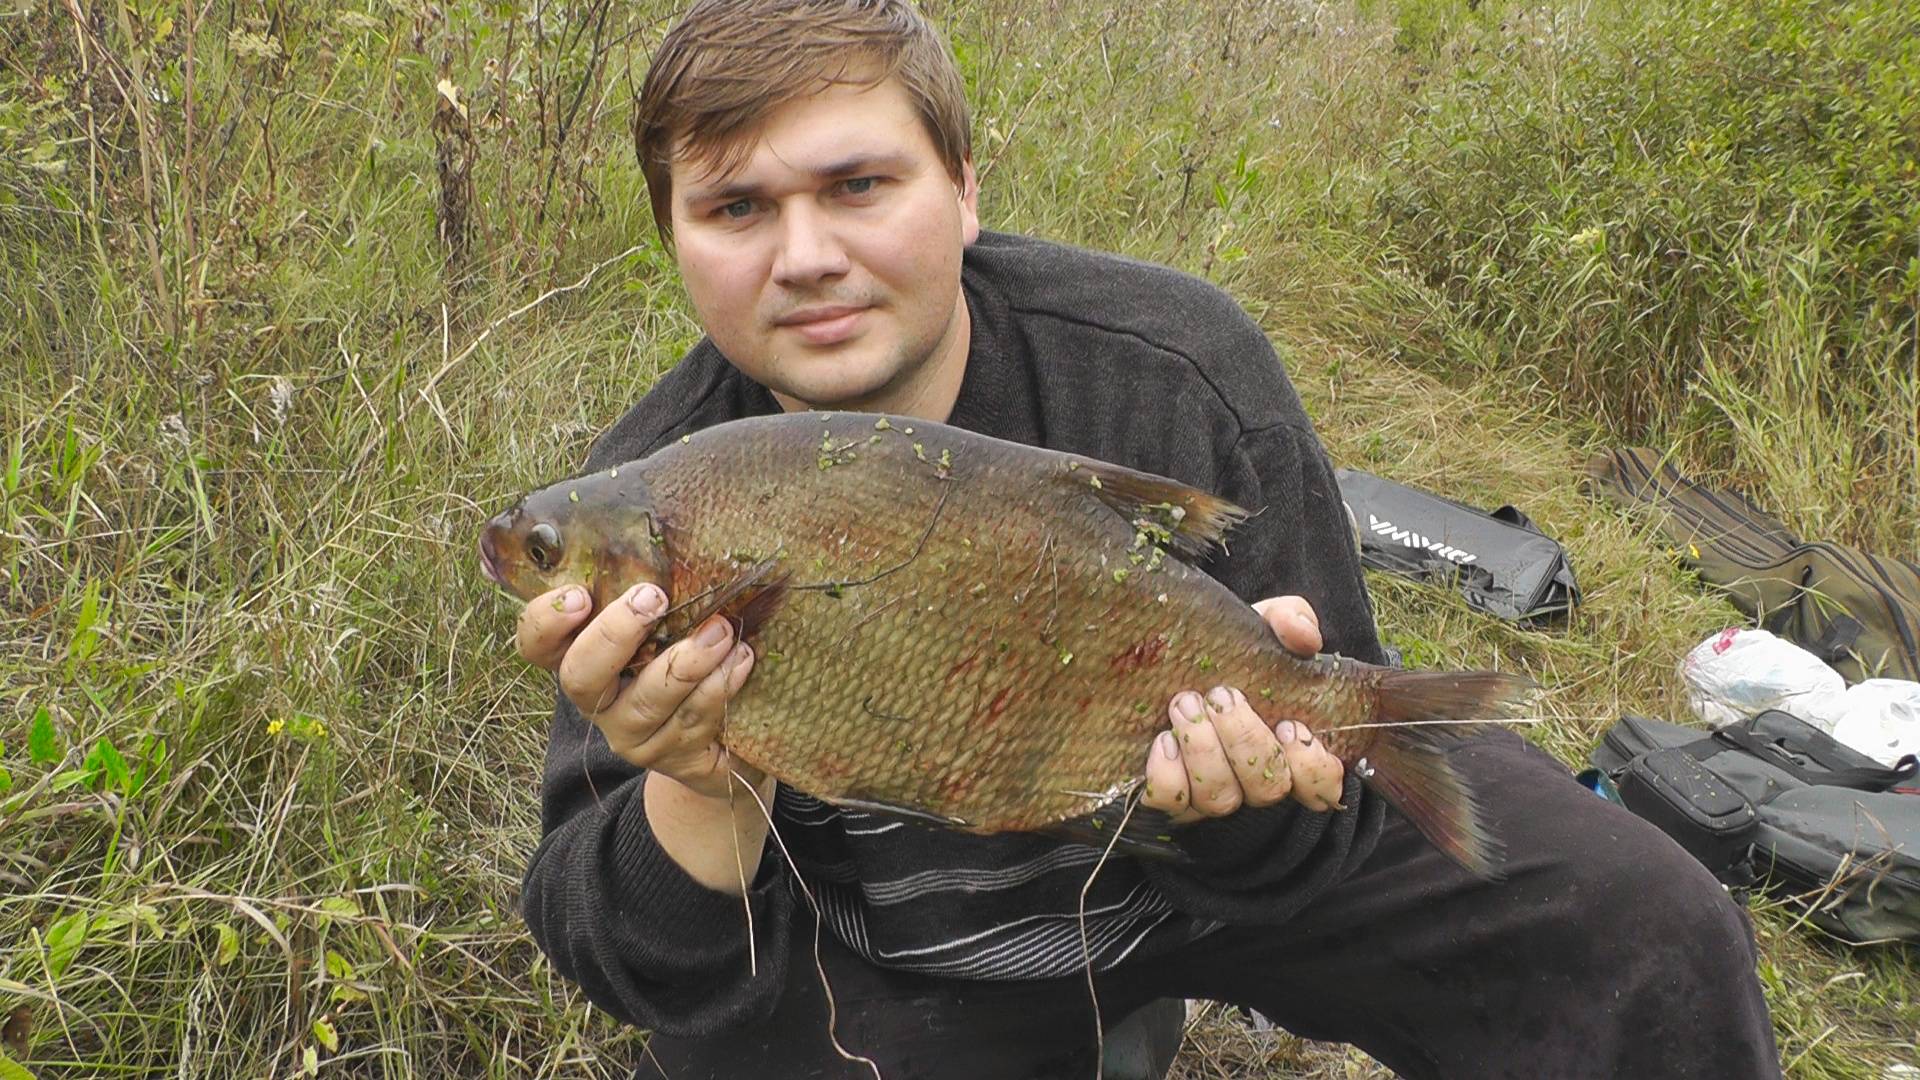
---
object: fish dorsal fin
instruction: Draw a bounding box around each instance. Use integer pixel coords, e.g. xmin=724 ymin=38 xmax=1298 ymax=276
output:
xmin=1061 ymin=457 xmax=1250 ymax=557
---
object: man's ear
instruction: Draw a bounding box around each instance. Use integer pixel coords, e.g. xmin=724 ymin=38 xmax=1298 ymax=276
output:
xmin=958 ymin=157 xmax=981 ymax=244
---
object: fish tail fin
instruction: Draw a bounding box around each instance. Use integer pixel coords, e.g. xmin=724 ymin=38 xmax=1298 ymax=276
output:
xmin=1363 ymin=725 xmax=1505 ymax=880
xmin=1374 ymin=668 xmax=1541 ymax=728
xmin=1362 ymin=669 xmax=1540 ymax=880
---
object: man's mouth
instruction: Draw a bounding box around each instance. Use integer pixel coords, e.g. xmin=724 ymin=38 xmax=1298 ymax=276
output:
xmin=775 ymin=305 xmax=869 ymax=346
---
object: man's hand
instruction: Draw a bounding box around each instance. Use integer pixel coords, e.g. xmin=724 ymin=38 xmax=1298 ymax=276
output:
xmin=1139 ymin=596 xmax=1346 ymax=823
xmin=517 ymin=582 xmax=760 ymax=800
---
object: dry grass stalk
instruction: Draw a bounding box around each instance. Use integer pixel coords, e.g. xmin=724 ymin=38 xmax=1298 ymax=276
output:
xmin=434 ymin=75 xmax=478 ymax=279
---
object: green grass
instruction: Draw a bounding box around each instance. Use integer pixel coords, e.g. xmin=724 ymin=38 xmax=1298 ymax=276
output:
xmin=1369 ymin=0 xmax=1920 ymax=552
xmin=1 ymin=0 xmax=1915 ymax=1076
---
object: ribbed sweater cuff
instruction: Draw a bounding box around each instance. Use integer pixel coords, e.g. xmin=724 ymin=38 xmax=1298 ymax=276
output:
xmin=1162 ymin=771 xmax=1372 ymax=890
xmin=1169 ymin=800 xmax=1327 ymax=871
xmin=606 ymin=787 xmax=781 ymax=928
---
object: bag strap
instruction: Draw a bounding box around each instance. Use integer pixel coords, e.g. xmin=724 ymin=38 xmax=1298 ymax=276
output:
xmin=1752 ymin=712 xmax=1877 ymax=774
xmin=1684 ymin=725 xmax=1920 ymax=792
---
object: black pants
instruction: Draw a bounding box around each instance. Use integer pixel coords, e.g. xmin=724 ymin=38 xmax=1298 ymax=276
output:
xmin=634 ymin=732 xmax=1782 ymax=1080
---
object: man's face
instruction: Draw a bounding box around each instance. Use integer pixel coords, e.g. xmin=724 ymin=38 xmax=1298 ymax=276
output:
xmin=667 ymin=77 xmax=981 ymax=417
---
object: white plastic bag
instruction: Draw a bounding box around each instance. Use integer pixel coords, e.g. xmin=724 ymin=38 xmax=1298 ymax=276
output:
xmin=1680 ymin=628 xmax=1846 ymax=729
xmin=1681 ymin=627 xmax=1920 ymax=767
xmin=1827 ymin=679 xmax=1920 ymax=768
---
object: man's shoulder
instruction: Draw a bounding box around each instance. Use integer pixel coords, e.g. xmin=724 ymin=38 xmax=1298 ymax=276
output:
xmin=968 ymin=231 xmax=1251 ymax=338
xmin=966 ymin=231 xmax=1304 ymax=433
xmin=584 ymin=341 xmax=760 ymax=469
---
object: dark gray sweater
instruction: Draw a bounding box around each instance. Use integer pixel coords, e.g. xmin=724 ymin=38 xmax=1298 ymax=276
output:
xmin=518 ymin=231 xmax=1389 ymax=1037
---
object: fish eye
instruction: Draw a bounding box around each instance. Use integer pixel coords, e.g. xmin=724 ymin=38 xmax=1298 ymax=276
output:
xmin=527 ymin=522 xmax=562 ymax=571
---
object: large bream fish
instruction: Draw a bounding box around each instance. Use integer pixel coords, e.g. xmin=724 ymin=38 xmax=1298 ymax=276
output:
xmin=479 ymin=412 xmax=1537 ymax=876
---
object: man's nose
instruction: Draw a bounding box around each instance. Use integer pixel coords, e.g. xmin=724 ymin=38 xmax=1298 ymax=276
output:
xmin=771 ymin=204 xmax=851 ymax=286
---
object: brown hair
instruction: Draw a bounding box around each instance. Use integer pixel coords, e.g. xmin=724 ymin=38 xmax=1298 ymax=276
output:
xmin=633 ymin=0 xmax=972 ymax=246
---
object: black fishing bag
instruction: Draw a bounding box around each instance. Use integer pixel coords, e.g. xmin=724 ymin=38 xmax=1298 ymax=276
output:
xmin=1588 ymin=710 xmax=1920 ymax=944
xmin=1334 ymin=469 xmax=1580 ymax=624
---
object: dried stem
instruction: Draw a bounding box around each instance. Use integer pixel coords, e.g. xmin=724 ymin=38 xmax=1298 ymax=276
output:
xmin=729 ymin=768 xmax=885 ymax=1080
xmin=1078 ymin=786 xmax=1144 ymax=1080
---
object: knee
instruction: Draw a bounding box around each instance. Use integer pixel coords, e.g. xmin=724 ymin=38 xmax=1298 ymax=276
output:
xmin=1542 ymin=814 xmax=1780 ymax=1071
xmin=1563 ymin=813 xmax=1760 ymax=974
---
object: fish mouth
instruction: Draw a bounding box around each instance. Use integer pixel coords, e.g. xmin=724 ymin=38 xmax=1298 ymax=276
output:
xmin=478 ymin=530 xmax=506 ymax=587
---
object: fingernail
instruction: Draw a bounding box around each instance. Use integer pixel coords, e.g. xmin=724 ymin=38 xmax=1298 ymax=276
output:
xmin=1158 ymin=731 xmax=1180 ymax=760
xmin=557 ymin=588 xmax=588 ymax=612
xmin=726 ymin=643 xmax=754 ymax=688
xmin=1277 ymin=720 xmax=1297 ymax=743
xmin=628 ymin=584 xmax=666 ymax=616
xmin=1176 ymin=692 xmax=1204 ymax=722
xmin=696 ymin=618 xmax=730 ymax=648
xmin=1206 ymin=686 xmax=1233 ymax=712
xmin=1296 ymin=608 xmax=1318 ymax=629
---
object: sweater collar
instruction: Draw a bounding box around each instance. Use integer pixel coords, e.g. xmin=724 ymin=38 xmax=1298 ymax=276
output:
xmin=946 ymin=246 xmax=1043 ymax=444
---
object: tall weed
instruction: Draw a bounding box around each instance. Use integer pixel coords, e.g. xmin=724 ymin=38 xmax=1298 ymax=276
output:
xmin=1376 ymin=0 xmax=1919 ymax=552
xmin=3 ymin=0 xmax=1915 ymax=1075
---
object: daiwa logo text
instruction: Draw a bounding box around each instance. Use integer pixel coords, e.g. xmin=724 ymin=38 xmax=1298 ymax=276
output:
xmin=1368 ymin=514 xmax=1478 ymax=565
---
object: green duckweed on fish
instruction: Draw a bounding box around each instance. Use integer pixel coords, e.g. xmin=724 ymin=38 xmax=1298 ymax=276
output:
xmin=479 ymin=412 xmax=1539 ymax=878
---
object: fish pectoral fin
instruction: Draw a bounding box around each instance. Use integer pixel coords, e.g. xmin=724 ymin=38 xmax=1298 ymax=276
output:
xmin=1046 ymin=801 xmax=1190 ymax=862
xmin=1063 ymin=459 xmax=1250 ymax=557
xmin=677 ymin=555 xmax=791 ymax=642
xmin=728 ymin=569 xmax=791 ymax=642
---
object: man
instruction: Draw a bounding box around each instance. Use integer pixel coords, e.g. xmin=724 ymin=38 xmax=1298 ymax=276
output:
xmin=512 ymin=2 xmax=1782 ymax=1077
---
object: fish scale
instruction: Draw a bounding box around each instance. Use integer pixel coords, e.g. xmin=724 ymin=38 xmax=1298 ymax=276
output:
xmin=481 ymin=411 xmax=1539 ymax=876
xmin=647 ymin=414 xmax=1280 ymax=829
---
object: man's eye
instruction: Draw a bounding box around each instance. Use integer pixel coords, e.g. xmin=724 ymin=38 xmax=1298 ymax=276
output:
xmin=719 ymin=199 xmax=754 ymax=220
xmin=842 ymin=177 xmax=878 ymax=196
